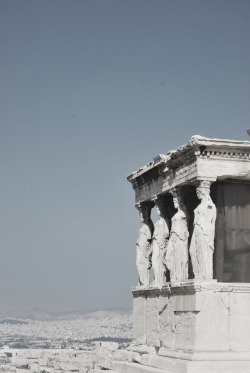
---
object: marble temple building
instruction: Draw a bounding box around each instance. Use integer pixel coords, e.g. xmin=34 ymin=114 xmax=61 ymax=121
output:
xmin=111 ymin=135 xmax=250 ymax=373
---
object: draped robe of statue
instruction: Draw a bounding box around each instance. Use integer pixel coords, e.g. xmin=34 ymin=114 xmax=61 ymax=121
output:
xmin=190 ymin=193 xmax=216 ymax=279
xmin=165 ymin=206 xmax=189 ymax=282
xmin=136 ymin=220 xmax=154 ymax=286
xmin=151 ymin=216 xmax=170 ymax=285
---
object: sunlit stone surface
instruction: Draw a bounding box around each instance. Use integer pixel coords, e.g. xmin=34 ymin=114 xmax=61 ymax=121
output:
xmin=115 ymin=136 xmax=250 ymax=373
xmin=5 ymin=136 xmax=250 ymax=373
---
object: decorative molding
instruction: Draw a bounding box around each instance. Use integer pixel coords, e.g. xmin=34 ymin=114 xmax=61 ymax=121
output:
xmin=128 ymin=136 xmax=250 ymax=191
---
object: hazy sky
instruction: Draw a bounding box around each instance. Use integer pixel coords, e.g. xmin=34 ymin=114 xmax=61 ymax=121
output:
xmin=1 ymin=0 xmax=250 ymax=312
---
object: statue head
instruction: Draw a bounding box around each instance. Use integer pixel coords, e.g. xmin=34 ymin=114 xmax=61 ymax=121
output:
xmin=170 ymin=188 xmax=183 ymax=210
xmin=137 ymin=204 xmax=151 ymax=223
xmin=195 ymin=180 xmax=211 ymax=200
xmin=154 ymin=197 xmax=168 ymax=217
xmin=155 ymin=205 xmax=162 ymax=216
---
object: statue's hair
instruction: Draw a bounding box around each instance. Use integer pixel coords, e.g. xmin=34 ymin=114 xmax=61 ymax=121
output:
xmin=196 ymin=180 xmax=212 ymax=194
xmin=155 ymin=202 xmax=169 ymax=217
xmin=137 ymin=203 xmax=152 ymax=218
xmin=142 ymin=204 xmax=151 ymax=215
xmin=170 ymin=188 xmax=184 ymax=201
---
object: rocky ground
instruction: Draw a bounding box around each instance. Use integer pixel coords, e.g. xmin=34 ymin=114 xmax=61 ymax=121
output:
xmin=0 ymin=346 xmax=98 ymax=372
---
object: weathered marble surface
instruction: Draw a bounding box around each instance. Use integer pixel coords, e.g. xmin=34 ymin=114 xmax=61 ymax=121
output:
xmin=131 ymin=282 xmax=250 ymax=352
xmin=127 ymin=136 xmax=250 ymax=204
xmin=132 ymin=295 xmax=146 ymax=345
xmin=190 ymin=180 xmax=216 ymax=279
xmin=165 ymin=190 xmax=189 ymax=282
xmin=151 ymin=200 xmax=170 ymax=285
xmin=126 ymin=354 xmax=250 ymax=373
xmin=112 ymin=283 xmax=250 ymax=372
xmin=145 ymin=295 xmax=159 ymax=347
xmin=230 ymin=291 xmax=250 ymax=351
xmin=113 ymin=345 xmax=250 ymax=373
xmin=7 ymin=349 xmax=96 ymax=373
xmin=136 ymin=205 xmax=154 ymax=286
xmin=125 ymin=136 xmax=250 ymax=372
xmin=130 ymin=136 xmax=250 ymax=284
xmin=158 ymin=293 xmax=174 ymax=349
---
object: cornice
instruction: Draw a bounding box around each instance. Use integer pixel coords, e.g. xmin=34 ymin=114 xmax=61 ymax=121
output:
xmin=127 ymin=136 xmax=250 ymax=189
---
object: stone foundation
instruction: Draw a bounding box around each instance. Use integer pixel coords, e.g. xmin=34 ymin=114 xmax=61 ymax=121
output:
xmin=132 ymin=281 xmax=250 ymax=352
xmin=110 ymin=281 xmax=250 ymax=373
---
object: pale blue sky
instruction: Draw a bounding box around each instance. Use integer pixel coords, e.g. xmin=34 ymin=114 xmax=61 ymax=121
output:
xmin=0 ymin=0 xmax=250 ymax=311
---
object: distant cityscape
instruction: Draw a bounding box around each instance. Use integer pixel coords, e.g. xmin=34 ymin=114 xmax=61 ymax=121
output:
xmin=0 ymin=309 xmax=132 ymax=352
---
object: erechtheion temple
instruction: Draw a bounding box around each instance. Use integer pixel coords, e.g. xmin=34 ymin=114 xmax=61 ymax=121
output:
xmin=111 ymin=135 xmax=250 ymax=373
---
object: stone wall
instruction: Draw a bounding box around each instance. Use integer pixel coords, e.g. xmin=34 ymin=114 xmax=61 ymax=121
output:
xmin=132 ymin=282 xmax=250 ymax=352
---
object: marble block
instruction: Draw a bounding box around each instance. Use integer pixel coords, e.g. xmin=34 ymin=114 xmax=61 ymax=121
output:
xmin=159 ymin=293 xmax=174 ymax=349
xmin=145 ymin=295 xmax=159 ymax=347
xmin=133 ymin=294 xmax=146 ymax=345
xmin=131 ymin=282 xmax=250 ymax=353
xmin=230 ymin=291 xmax=250 ymax=351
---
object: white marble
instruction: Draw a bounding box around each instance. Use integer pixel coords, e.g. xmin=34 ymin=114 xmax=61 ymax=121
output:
xmin=151 ymin=200 xmax=170 ymax=286
xmin=127 ymin=136 xmax=250 ymax=204
xmin=136 ymin=205 xmax=154 ymax=286
xmin=131 ymin=283 xmax=250 ymax=352
xmin=145 ymin=296 xmax=159 ymax=347
xmin=158 ymin=293 xmax=175 ymax=349
xmin=230 ymin=291 xmax=250 ymax=351
xmin=190 ymin=180 xmax=216 ymax=279
xmin=8 ymin=349 xmax=96 ymax=373
xmin=125 ymin=136 xmax=250 ymax=373
xmin=132 ymin=295 xmax=146 ymax=345
xmin=113 ymin=353 xmax=250 ymax=373
xmin=165 ymin=190 xmax=189 ymax=282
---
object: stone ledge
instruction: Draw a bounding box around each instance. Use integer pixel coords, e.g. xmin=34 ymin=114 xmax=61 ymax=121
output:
xmin=112 ymin=358 xmax=250 ymax=373
xmin=158 ymin=348 xmax=250 ymax=361
xmin=139 ymin=354 xmax=250 ymax=373
xmin=132 ymin=281 xmax=250 ymax=296
xmin=127 ymin=344 xmax=158 ymax=354
xmin=112 ymin=360 xmax=170 ymax=373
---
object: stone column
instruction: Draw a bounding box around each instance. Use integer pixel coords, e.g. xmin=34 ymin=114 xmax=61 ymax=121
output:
xmin=151 ymin=196 xmax=171 ymax=286
xmin=189 ymin=180 xmax=217 ymax=280
xmin=165 ymin=188 xmax=189 ymax=282
xmin=135 ymin=202 xmax=154 ymax=286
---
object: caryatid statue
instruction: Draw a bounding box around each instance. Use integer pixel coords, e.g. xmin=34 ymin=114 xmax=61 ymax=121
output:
xmin=151 ymin=198 xmax=171 ymax=285
xmin=165 ymin=189 xmax=189 ymax=282
xmin=136 ymin=203 xmax=154 ymax=286
xmin=190 ymin=180 xmax=216 ymax=280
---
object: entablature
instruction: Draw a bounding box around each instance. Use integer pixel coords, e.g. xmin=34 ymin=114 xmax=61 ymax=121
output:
xmin=128 ymin=135 xmax=250 ymax=204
